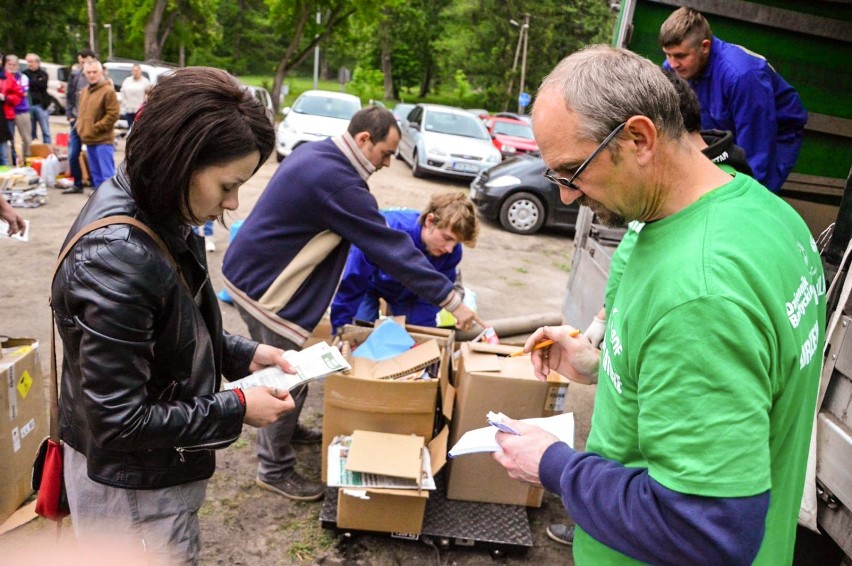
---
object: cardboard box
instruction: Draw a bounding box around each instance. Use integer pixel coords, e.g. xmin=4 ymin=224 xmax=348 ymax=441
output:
xmin=322 ymin=324 xmax=454 ymax=485
xmin=446 ymin=342 xmax=570 ymax=507
xmin=336 ymin=427 xmax=448 ymax=535
xmin=0 ymin=339 xmax=46 ymax=524
xmin=29 ymin=143 xmax=52 ymax=159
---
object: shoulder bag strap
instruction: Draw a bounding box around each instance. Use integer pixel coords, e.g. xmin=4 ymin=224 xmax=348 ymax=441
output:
xmin=48 ymin=215 xmax=182 ymax=441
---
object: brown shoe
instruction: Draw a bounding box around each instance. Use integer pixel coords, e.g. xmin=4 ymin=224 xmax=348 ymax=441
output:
xmin=256 ymin=473 xmax=324 ymax=501
xmin=292 ymin=424 xmax=322 ymax=445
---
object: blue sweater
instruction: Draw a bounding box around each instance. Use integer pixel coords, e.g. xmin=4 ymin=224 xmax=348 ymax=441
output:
xmin=665 ymin=37 xmax=807 ymax=192
xmin=330 ymin=209 xmax=461 ymax=332
xmin=222 ymin=138 xmax=456 ymax=345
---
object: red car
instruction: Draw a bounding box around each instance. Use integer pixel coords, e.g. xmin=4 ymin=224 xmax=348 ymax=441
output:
xmin=483 ymin=116 xmax=539 ymax=159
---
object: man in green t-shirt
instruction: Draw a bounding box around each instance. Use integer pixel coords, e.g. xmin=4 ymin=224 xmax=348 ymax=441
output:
xmin=493 ymin=45 xmax=825 ymax=565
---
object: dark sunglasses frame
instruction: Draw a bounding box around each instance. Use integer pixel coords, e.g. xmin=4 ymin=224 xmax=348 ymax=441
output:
xmin=543 ymin=121 xmax=627 ymax=191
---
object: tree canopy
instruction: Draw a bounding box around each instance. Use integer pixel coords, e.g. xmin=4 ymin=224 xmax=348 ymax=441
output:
xmin=1 ymin=0 xmax=613 ymax=111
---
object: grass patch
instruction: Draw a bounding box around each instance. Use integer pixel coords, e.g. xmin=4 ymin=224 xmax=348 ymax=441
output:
xmin=515 ymin=266 xmax=528 ymax=274
xmin=277 ymin=515 xmax=336 ymax=562
xmin=554 ymin=262 xmax=572 ymax=272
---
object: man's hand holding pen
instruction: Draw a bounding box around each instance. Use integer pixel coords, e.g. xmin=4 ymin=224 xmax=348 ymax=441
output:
xmin=523 ymin=325 xmax=600 ymax=384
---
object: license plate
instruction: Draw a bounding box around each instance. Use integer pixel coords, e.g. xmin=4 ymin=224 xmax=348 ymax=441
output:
xmin=451 ymin=162 xmax=478 ymax=173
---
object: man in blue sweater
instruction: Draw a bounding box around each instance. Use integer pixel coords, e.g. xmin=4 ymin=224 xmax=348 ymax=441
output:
xmin=330 ymin=192 xmax=479 ymax=332
xmin=660 ymin=7 xmax=807 ymax=192
xmin=222 ymin=107 xmax=482 ymax=501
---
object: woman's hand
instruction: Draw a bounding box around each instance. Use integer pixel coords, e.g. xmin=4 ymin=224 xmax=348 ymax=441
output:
xmin=242 ymin=386 xmax=295 ymax=427
xmin=249 ymin=343 xmax=296 ymax=374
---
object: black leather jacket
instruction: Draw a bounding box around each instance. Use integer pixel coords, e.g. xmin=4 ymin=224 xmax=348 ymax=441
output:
xmin=52 ymin=167 xmax=257 ymax=489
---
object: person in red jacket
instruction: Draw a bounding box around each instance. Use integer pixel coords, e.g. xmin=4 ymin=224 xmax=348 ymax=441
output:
xmin=0 ymin=53 xmax=23 ymax=166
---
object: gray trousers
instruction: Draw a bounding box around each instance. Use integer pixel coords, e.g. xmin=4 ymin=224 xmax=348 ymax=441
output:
xmin=63 ymin=444 xmax=207 ymax=566
xmin=235 ymin=303 xmax=308 ymax=482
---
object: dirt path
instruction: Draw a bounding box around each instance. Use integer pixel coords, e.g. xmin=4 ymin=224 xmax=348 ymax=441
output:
xmin=0 ymin=127 xmax=594 ymax=564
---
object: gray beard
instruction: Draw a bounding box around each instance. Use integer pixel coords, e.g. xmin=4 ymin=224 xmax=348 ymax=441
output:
xmin=577 ymin=195 xmax=626 ymax=228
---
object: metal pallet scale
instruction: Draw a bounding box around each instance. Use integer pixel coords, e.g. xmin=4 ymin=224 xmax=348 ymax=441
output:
xmin=320 ymin=472 xmax=532 ymax=558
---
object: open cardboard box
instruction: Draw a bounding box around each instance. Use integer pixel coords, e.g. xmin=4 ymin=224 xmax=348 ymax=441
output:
xmin=446 ymin=342 xmax=570 ymax=507
xmin=0 ymin=339 xmax=46 ymax=524
xmin=322 ymin=325 xmax=454 ymax=481
xmin=336 ymin=427 xmax=449 ymax=535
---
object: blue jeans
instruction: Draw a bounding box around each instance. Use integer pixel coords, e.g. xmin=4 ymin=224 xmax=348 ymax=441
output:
xmin=0 ymin=141 xmax=9 ymax=166
xmin=7 ymin=120 xmax=16 ymax=165
xmin=86 ymin=143 xmax=116 ymax=190
xmin=30 ymin=104 xmax=51 ymax=144
xmin=68 ymin=125 xmax=83 ymax=188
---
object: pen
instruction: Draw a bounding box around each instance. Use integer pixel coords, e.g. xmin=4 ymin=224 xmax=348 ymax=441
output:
xmin=509 ymin=330 xmax=580 ymax=357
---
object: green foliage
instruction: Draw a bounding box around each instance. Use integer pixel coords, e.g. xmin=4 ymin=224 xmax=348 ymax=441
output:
xmin=347 ymin=65 xmax=384 ymax=102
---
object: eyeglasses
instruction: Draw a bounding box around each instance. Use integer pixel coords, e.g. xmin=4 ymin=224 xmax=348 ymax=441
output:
xmin=543 ymin=122 xmax=627 ymax=191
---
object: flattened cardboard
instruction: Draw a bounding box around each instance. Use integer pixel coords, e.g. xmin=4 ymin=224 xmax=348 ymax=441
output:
xmin=0 ymin=339 xmax=45 ymax=524
xmin=349 ymin=339 xmax=441 ymax=380
xmin=347 ymin=431 xmax=424 ymax=482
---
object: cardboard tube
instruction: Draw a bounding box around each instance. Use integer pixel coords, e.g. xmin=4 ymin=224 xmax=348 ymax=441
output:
xmin=455 ymin=312 xmax=564 ymax=342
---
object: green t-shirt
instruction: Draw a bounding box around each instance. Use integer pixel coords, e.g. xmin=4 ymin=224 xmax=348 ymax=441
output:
xmin=577 ymin=174 xmax=826 ymax=565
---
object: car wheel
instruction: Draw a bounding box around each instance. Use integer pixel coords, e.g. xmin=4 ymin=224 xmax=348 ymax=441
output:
xmin=276 ymin=152 xmax=284 ymax=163
xmin=412 ymin=150 xmax=425 ymax=178
xmin=499 ymin=192 xmax=545 ymax=234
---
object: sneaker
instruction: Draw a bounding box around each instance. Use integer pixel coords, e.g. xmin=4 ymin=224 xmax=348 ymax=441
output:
xmin=292 ymin=424 xmax=322 ymax=445
xmin=205 ymin=236 xmax=216 ymax=252
xmin=62 ymin=187 xmax=84 ymax=195
xmin=256 ymin=472 xmax=324 ymax=501
xmin=546 ymin=524 xmax=574 ymax=546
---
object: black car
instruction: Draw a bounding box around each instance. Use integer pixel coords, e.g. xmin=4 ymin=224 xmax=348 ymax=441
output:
xmin=469 ymin=155 xmax=579 ymax=235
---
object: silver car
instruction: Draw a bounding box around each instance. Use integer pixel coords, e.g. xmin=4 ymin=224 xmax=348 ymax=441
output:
xmin=397 ymin=104 xmax=501 ymax=179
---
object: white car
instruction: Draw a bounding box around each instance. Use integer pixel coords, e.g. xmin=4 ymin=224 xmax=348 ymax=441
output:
xmin=397 ymin=104 xmax=501 ymax=179
xmin=276 ymin=90 xmax=361 ymax=162
xmin=40 ymin=62 xmax=70 ymax=115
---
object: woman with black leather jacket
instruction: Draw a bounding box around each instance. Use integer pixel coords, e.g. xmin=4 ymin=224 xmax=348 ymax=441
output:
xmin=51 ymin=66 xmax=295 ymax=565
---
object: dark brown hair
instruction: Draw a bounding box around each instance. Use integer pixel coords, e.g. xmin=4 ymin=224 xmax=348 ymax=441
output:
xmin=125 ymin=66 xmax=275 ymax=226
xmin=347 ymin=106 xmax=400 ymax=142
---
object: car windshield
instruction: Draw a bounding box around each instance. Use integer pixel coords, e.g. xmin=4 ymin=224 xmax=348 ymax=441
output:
xmin=493 ymin=121 xmax=534 ymax=140
xmin=109 ymin=68 xmax=151 ymax=92
xmin=293 ymin=95 xmax=360 ymax=120
xmin=394 ymin=104 xmax=414 ymax=119
xmin=424 ymin=111 xmax=489 ymax=140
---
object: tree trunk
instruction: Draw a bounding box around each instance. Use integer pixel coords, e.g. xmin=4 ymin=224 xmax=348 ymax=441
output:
xmin=270 ymin=6 xmax=355 ymax=115
xmin=419 ymin=63 xmax=433 ymax=98
xmin=87 ymin=0 xmax=98 ymax=53
xmin=144 ymin=0 xmax=168 ymax=60
xmin=379 ymin=14 xmax=393 ymax=101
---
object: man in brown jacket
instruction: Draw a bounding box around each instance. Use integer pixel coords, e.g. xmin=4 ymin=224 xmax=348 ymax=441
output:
xmin=75 ymin=59 xmax=119 ymax=192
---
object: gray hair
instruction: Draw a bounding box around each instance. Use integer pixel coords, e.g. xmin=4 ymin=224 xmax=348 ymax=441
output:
xmin=5 ymin=54 xmax=19 ymax=65
xmin=537 ymin=45 xmax=684 ymax=143
xmin=25 ymin=53 xmax=40 ymax=63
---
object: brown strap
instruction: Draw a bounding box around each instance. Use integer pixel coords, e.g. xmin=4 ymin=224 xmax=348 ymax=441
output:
xmin=48 ymin=215 xmax=183 ymax=441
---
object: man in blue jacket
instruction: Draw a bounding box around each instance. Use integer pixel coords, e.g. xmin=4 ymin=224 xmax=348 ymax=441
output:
xmin=331 ymin=192 xmax=479 ymax=333
xmin=222 ymin=106 xmax=482 ymax=501
xmin=659 ymin=7 xmax=807 ymax=192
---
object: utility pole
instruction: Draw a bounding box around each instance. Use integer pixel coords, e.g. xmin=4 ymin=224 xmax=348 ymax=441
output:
xmin=87 ymin=0 xmax=98 ymax=53
xmin=518 ymin=13 xmax=530 ymax=115
xmin=103 ymin=24 xmax=112 ymax=60
xmin=504 ymin=19 xmax=524 ymax=112
xmin=312 ymin=10 xmax=321 ymax=89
